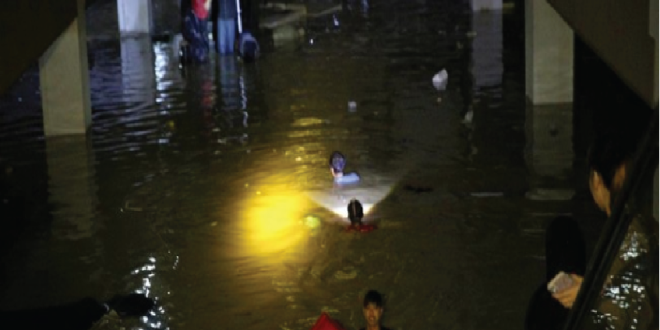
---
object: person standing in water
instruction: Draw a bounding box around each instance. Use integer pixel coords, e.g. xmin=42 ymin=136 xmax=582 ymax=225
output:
xmin=180 ymin=0 xmax=212 ymax=64
xmin=214 ymin=0 xmax=238 ymax=55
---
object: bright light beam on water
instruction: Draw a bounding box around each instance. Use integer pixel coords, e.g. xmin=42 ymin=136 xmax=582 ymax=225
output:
xmin=306 ymin=173 xmax=397 ymax=224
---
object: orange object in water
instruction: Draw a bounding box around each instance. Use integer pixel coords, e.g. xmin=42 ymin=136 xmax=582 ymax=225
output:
xmin=310 ymin=312 xmax=347 ymax=330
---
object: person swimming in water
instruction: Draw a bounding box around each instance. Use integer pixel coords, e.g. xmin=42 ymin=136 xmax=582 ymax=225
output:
xmin=329 ymin=151 xmax=360 ymax=184
xmin=329 ymin=151 xmax=347 ymax=178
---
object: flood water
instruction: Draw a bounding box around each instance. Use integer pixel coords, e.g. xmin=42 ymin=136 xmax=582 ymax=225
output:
xmin=0 ymin=0 xmax=612 ymax=329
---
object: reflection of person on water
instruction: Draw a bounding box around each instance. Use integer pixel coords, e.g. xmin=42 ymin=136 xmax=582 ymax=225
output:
xmin=329 ymin=151 xmax=360 ymax=184
xmin=216 ymin=55 xmax=249 ymax=145
xmin=0 ymin=293 xmax=154 ymax=330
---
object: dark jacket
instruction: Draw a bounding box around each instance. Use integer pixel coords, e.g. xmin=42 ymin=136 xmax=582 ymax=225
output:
xmin=216 ymin=0 xmax=237 ymax=19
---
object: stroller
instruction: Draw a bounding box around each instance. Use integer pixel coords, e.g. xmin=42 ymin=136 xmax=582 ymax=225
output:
xmin=235 ymin=0 xmax=260 ymax=62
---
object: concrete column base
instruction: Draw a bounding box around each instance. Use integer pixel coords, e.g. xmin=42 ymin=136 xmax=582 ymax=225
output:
xmin=525 ymin=103 xmax=574 ymax=179
xmin=471 ymin=0 xmax=502 ymax=11
xmin=39 ymin=0 xmax=91 ymax=136
xmin=46 ymin=136 xmax=98 ymax=240
xmin=524 ymin=102 xmax=575 ymax=205
xmin=525 ymin=0 xmax=574 ymax=104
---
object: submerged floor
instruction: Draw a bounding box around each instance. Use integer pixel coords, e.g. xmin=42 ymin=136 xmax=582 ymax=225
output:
xmin=0 ymin=1 xmax=610 ymax=329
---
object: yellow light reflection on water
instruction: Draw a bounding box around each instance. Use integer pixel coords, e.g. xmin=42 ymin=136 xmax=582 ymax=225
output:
xmin=239 ymin=184 xmax=312 ymax=258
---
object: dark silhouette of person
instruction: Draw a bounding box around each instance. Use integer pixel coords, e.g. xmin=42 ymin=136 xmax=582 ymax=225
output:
xmin=180 ymin=0 xmax=212 ymax=64
xmin=524 ymin=216 xmax=587 ymax=330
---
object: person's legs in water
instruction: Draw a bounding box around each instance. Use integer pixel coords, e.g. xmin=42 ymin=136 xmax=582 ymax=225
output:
xmin=218 ymin=19 xmax=236 ymax=55
xmin=226 ymin=18 xmax=236 ymax=54
xmin=217 ymin=18 xmax=225 ymax=54
xmin=524 ymin=216 xmax=586 ymax=330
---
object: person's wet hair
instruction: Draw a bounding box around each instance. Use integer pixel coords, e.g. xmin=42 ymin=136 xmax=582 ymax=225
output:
xmin=587 ymin=132 xmax=639 ymax=190
xmin=363 ymin=290 xmax=383 ymax=308
xmin=545 ymin=216 xmax=586 ymax=280
xmin=329 ymin=151 xmax=346 ymax=173
xmin=107 ymin=293 xmax=155 ymax=317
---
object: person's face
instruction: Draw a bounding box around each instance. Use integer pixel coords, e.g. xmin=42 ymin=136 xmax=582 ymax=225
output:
xmin=589 ymin=170 xmax=610 ymax=214
xmin=363 ymin=303 xmax=383 ymax=327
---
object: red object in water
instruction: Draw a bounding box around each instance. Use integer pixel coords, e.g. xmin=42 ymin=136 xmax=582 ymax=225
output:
xmin=310 ymin=312 xmax=346 ymax=330
xmin=345 ymin=224 xmax=377 ymax=233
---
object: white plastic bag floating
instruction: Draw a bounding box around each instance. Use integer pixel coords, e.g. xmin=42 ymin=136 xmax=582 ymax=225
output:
xmin=348 ymin=101 xmax=357 ymax=112
xmin=432 ymin=69 xmax=448 ymax=91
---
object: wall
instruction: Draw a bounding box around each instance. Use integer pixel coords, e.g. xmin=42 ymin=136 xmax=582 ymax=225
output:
xmin=547 ymin=0 xmax=658 ymax=107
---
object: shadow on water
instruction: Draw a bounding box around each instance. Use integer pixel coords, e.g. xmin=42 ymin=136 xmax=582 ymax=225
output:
xmin=0 ymin=0 xmax=638 ymax=329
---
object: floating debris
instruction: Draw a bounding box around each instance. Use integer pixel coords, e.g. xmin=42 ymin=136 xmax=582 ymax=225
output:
xmin=334 ymin=266 xmax=357 ymax=280
xmin=404 ymin=185 xmax=433 ymax=194
xmin=123 ymin=200 xmax=143 ymax=212
xmin=432 ymin=69 xmax=448 ymax=91
xmin=470 ymin=192 xmax=504 ymax=197
xmin=348 ymin=101 xmax=357 ymax=112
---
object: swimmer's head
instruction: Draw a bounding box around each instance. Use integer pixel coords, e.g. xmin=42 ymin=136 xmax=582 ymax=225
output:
xmin=363 ymin=290 xmax=384 ymax=327
xmin=329 ymin=151 xmax=346 ymax=177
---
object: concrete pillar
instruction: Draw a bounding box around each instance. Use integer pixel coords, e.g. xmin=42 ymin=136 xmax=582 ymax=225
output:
xmin=39 ymin=0 xmax=91 ymax=136
xmin=46 ymin=136 xmax=98 ymax=240
xmin=117 ymin=0 xmax=152 ymax=34
xmin=471 ymin=10 xmax=503 ymax=94
xmin=525 ymin=0 xmax=574 ymax=104
xmin=471 ymin=0 xmax=502 ymax=11
xmin=525 ymin=103 xmax=573 ymax=178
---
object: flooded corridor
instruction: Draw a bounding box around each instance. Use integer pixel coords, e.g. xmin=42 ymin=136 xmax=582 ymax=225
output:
xmin=0 ymin=0 xmax=622 ymax=329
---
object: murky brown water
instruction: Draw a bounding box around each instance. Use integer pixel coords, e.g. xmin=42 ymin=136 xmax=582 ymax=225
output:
xmin=0 ymin=1 xmax=609 ymax=329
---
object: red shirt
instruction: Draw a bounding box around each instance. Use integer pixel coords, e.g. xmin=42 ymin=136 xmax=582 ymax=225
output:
xmin=192 ymin=0 xmax=209 ymax=19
